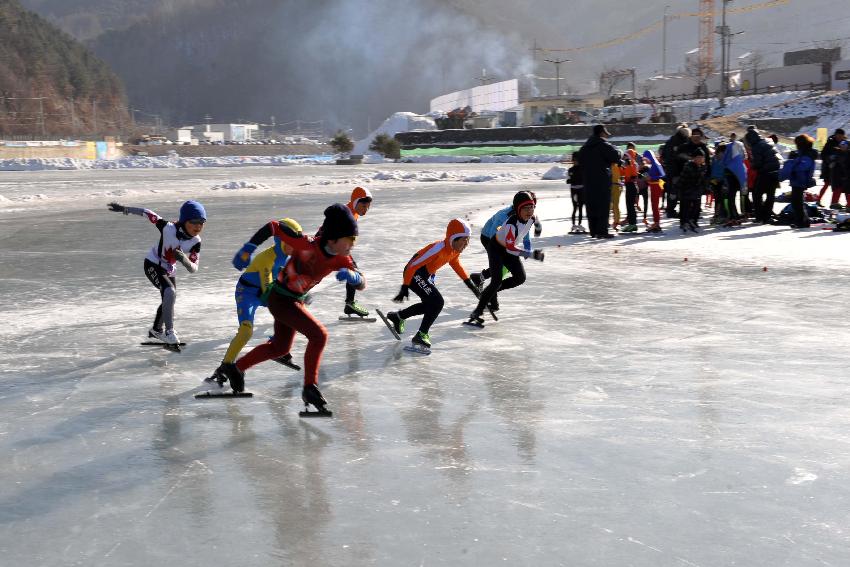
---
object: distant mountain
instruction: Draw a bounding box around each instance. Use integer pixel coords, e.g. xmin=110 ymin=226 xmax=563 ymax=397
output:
xmin=17 ymin=0 xmax=191 ymax=40
xmin=0 ymin=0 xmax=129 ymax=136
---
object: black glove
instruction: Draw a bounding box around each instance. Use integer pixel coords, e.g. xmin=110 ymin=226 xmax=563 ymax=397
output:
xmin=532 ymin=249 xmax=545 ymax=262
xmin=534 ymin=220 xmax=543 ymax=237
xmin=463 ymin=278 xmax=481 ymax=299
xmin=107 ymin=202 xmax=126 ymax=214
xmin=393 ymin=285 xmax=409 ymax=303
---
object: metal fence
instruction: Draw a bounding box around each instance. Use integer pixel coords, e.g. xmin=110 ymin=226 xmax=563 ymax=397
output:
xmin=652 ymin=82 xmax=829 ymax=102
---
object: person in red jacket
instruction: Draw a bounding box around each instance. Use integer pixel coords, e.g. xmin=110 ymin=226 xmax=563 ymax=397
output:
xmin=382 ymin=218 xmax=478 ymax=353
xmin=220 ymin=204 xmax=365 ymax=414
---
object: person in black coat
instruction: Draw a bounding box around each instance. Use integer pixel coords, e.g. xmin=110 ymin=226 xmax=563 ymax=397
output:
xmin=817 ymin=128 xmax=845 ymax=204
xmin=660 ymin=124 xmax=693 ymax=218
xmin=577 ymin=124 xmax=622 ymax=238
xmin=744 ymin=126 xmax=783 ymax=223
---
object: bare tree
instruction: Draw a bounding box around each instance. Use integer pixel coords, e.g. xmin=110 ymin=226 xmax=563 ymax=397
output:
xmin=742 ymin=51 xmax=767 ymax=92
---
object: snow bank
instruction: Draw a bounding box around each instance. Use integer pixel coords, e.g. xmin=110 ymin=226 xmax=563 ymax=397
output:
xmin=352 ymin=112 xmax=437 ymax=156
xmin=0 ymin=154 xmax=334 ymax=172
xmin=541 ymin=165 xmax=568 ymax=180
xmin=742 ymin=91 xmax=850 ymax=134
xmin=210 ymin=181 xmax=271 ymax=191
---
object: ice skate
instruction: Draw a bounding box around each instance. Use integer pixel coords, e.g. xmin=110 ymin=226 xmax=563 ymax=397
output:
xmin=689 ymin=221 xmax=699 ymax=233
xmin=204 ymin=363 xmax=228 ymax=387
xmin=620 ymin=224 xmax=638 ymax=233
xmin=487 ymin=296 xmax=499 ymax=313
xmin=195 ymin=363 xmax=253 ymax=398
xmin=463 ymin=309 xmax=486 ymax=328
xmin=404 ymin=331 xmax=432 ymax=355
xmin=646 ymin=224 xmax=663 ymax=233
xmin=339 ymin=301 xmax=376 ymax=322
xmin=376 ymin=309 xmax=403 ymax=340
xmin=273 ymin=353 xmax=301 ymax=370
xmin=300 ymin=384 xmax=332 ymax=417
xmin=148 ymin=327 xmax=166 ymax=342
xmin=569 ymin=224 xmax=586 ymax=235
xmin=218 ymin=362 xmax=245 ymax=393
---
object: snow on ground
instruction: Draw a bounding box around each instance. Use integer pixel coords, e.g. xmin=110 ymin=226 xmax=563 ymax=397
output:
xmin=2 ymin=163 xmax=850 ymax=566
xmin=0 ymin=154 xmax=335 ymax=172
xmin=210 ymin=180 xmax=271 ymax=191
xmin=351 ymin=111 xmax=437 ymax=156
xmin=743 ymin=90 xmax=850 ymax=135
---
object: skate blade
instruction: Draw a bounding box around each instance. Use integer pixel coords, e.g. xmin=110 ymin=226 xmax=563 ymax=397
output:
xmin=403 ymin=345 xmax=431 ymax=355
xmin=462 ymin=320 xmax=485 ymax=328
xmin=195 ymin=391 xmax=254 ymax=398
xmin=338 ymin=316 xmax=377 ymax=323
xmin=141 ymin=341 xmax=187 ymax=347
xmin=375 ymin=309 xmax=401 ymax=340
xmin=273 ymin=358 xmax=302 ymax=371
xmin=299 ymin=408 xmax=333 ymax=418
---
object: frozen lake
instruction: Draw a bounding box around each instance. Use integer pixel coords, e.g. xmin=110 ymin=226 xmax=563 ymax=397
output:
xmin=1 ymin=163 xmax=849 ymax=566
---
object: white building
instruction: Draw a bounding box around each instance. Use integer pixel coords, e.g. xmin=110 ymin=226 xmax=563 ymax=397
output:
xmin=188 ymin=123 xmax=259 ymax=143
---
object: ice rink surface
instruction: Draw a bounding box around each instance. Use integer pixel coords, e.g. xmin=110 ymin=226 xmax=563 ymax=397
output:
xmin=1 ymin=163 xmax=849 ymax=566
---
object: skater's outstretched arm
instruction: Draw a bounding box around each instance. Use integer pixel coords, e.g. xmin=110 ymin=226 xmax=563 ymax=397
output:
xmin=107 ymin=202 xmax=161 ymax=224
xmin=234 ymin=219 xmax=303 ymax=271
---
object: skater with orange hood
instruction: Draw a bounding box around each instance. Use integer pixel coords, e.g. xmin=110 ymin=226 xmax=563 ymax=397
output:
xmin=340 ymin=186 xmax=373 ymax=318
xmin=379 ymin=218 xmax=478 ymax=353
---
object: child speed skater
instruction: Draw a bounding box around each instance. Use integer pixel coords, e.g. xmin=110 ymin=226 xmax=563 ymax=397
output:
xmin=382 ymin=218 xmax=478 ymax=353
xmin=208 ymin=217 xmax=302 ymax=384
xmin=468 ymin=190 xmax=544 ymax=326
xmin=468 ymin=190 xmax=540 ymax=310
xmin=218 ymin=204 xmax=365 ymax=414
xmin=107 ymin=200 xmax=206 ymax=346
xmin=333 ymin=186 xmax=373 ymax=318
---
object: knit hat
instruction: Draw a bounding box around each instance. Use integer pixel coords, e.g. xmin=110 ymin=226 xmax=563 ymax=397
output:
xmin=593 ymin=124 xmax=611 ymax=137
xmin=179 ymin=200 xmax=206 ymax=224
xmin=320 ymin=203 xmax=358 ymax=241
xmin=513 ymin=190 xmax=536 ymax=213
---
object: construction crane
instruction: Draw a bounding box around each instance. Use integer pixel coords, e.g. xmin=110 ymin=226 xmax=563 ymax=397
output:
xmin=533 ymin=0 xmax=789 ymax=55
xmin=698 ymin=0 xmax=715 ymax=85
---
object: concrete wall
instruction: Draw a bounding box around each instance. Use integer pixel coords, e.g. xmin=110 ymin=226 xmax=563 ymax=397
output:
xmin=0 ymin=140 xmax=121 ymax=159
xmin=395 ymin=124 xmax=678 ymax=148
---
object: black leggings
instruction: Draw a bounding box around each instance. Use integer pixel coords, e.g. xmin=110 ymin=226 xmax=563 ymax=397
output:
xmin=398 ymin=267 xmax=444 ymax=335
xmin=625 ymin=181 xmax=638 ymax=225
xmin=144 ymin=258 xmax=176 ymax=331
xmin=475 ymin=241 xmax=526 ymax=314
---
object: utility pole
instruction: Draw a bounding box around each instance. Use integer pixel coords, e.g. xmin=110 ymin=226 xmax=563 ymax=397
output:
xmin=543 ymin=58 xmax=571 ymax=96
xmin=92 ymin=99 xmax=97 ymax=135
xmin=38 ymin=97 xmax=45 ymax=136
xmin=718 ymin=0 xmax=732 ymax=107
xmin=662 ymin=5 xmax=670 ymax=78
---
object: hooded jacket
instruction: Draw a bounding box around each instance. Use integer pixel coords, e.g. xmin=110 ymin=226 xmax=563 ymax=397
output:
xmin=576 ymin=135 xmax=621 ymax=189
xmin=346 ymin=186 xmax=372 ymax=220
xmin=402 ymin=218 xmax=471 ymax=285
xmin=745 ymin=129 xmax=782 ymax=174
xmin=641 ymin=150 xmax=666 ymax=182
xmin=779 ymin=148 xmax=818 ymax=188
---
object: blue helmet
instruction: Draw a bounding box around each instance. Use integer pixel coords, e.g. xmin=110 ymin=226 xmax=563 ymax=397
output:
xmin=178 ymin=200 xmax=206 ymax=224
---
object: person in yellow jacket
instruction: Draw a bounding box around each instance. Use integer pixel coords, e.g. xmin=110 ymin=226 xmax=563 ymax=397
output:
xmin=208 ymin=218 xmax=302 ymax=383
xmin=610 ymin=162 xmax=625 ymax=230
xmin=381 ymin=218 xmax=478 ymax=352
